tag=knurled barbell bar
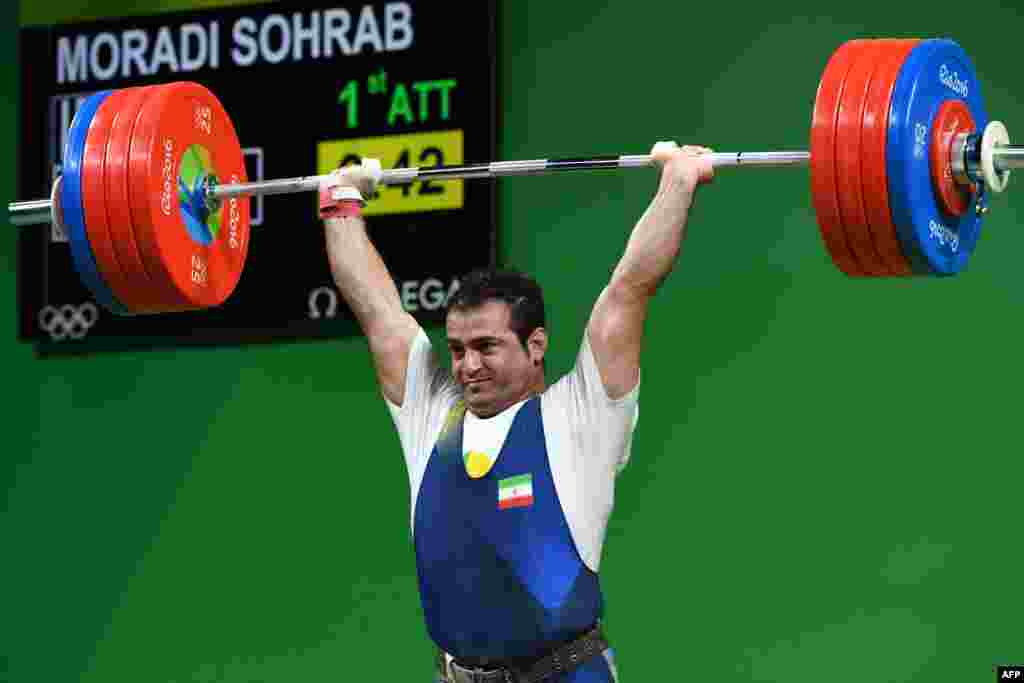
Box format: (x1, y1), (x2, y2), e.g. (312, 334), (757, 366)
(7, 37), (1023, 316)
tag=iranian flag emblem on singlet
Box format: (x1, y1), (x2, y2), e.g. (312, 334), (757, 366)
(498, 474), (533, 510)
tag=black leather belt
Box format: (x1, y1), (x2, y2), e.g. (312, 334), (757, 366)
(441, 625), (609, 683)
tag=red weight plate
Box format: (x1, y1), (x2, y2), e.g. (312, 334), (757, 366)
(860, 39), (920, 277)
(930, 99), (976, 217)
(82, 88), (152, 312)
(105, 84), (182, 311)
(810, 40), (869, 276)
(128, 81), (249, 310)
(836, 40), (890, 276)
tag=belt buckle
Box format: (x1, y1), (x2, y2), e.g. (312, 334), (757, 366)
(450, 660), (513, 683)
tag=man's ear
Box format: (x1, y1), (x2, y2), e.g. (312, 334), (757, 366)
(527, 327), (548, 365)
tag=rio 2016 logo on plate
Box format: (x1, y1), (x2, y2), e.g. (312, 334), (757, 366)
(178, 143), (221, 246)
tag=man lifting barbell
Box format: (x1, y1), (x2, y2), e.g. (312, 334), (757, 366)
(6, 38), (1023, 679)
(317, 141), (714, 683)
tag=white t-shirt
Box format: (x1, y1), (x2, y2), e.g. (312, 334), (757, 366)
(385, 326), (640, 572)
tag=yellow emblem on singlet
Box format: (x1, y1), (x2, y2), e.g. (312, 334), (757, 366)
(442, 400), (495, 479)
(464, 450), (495, 479)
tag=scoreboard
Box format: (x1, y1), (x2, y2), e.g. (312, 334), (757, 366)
(16, 0), (497, 355)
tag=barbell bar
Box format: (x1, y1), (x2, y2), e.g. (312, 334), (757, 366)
(14, 145), (1024, 226)
(5, 37), (1020, 317)
(8, 152), (817, 227)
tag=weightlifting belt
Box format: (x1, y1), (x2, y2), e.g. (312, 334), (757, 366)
(440, 624), (609, 683)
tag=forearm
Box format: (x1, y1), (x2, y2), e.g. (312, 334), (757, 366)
(610, 177), (695, 298)
(323, 214), (407, 336)
(586, 143), (710, 399)
(587, 180), (693, 398)
(319, 162), (421, 405)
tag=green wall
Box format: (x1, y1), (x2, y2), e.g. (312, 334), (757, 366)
(3, 2), (1022, 682)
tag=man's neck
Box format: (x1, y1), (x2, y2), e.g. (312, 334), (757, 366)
(469, 384), (544, 420)
(466, 371), (546, 419)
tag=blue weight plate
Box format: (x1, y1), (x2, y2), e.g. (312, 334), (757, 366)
(886, 38), (988, 276)
(61, 89), (133, 315)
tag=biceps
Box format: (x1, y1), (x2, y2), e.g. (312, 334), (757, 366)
(586, 284), (649, 400)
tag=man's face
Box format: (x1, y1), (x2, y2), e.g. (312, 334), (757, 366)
(446, 300), (541, 418)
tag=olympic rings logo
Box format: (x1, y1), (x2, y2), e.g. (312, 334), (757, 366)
(38, 303), (99, 341)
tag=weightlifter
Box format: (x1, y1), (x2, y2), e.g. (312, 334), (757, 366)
(318, 141), (714, 683)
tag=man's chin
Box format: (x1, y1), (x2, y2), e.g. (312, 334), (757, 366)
(465, 393), (500, 418)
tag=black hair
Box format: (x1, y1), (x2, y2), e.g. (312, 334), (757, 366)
(446, 268), (546, 349)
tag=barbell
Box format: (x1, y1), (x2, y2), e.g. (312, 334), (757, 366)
(8, 37), (1023, 316)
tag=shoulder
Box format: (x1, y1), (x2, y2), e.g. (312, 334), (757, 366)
(386, 329), (458, 408)
(542, 330), (640, 415)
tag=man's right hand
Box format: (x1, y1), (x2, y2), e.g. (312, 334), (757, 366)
(319, 159), (383, 218)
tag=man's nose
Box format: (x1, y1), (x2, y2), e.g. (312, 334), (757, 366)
(463, 349), (482, 372)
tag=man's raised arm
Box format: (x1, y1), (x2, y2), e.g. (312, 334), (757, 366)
(585, 142), (715, 399)
(320, 161), (421, 407)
